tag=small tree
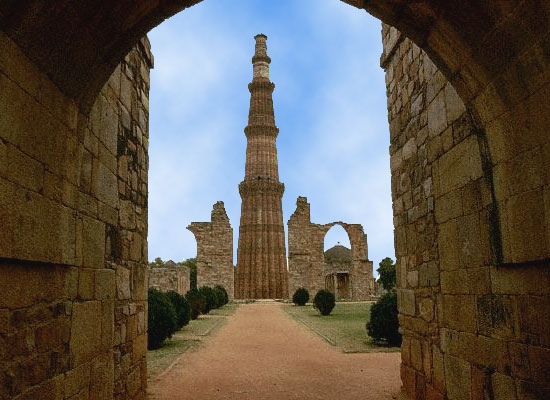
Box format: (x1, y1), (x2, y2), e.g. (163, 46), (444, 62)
(165, 290), (191, 329)
(185, 288), (205, 320)
(180, 258), (197, 290)
(292, 288), (309, 306)
(377, 257), (396, 291)
(148, 288), (177, 349)
(198, 286), (216, 314)
(214, 285), (229, 307)
(313, 289), (336, 316)
(151, 257), (163, 268)
(366, 291), (401, 346)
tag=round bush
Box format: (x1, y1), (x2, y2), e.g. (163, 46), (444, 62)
(185, 288), (205, 320)
(292, 288), (309, 306)
(214, 285), (229, 307)
(366, 292), (401, 346)
(165, 290), (191, 329)
(313, 289), (336, 316)
(148, 288), (177, 349)
(198, 286), (216, 314)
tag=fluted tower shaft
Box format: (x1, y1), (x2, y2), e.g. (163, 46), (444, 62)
(235, 34), (288, 299)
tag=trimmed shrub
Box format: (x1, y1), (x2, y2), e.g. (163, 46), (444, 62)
(165, 290), (191, 329)
(292, 288), (309, 306)
(366, 292), (401, 346)
(148, 288), (177, 349)
(313, 289), (336, 316)
(198, 286), (216, 314)
(185, 288), (205, 320)
(214, 285), (229, 307)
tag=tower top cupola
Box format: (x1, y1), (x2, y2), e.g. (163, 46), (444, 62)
(252, 34), (271, 80)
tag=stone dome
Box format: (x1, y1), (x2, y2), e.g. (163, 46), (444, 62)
(324, 244), (352, 264)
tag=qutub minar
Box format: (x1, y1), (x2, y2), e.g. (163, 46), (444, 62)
(235, 34), (289, 299)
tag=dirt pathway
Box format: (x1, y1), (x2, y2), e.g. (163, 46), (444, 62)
(148, 303), (401, 400)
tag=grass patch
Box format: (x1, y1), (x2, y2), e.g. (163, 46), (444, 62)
(283, 302), (400, 353)
(147, 302), (238, 379)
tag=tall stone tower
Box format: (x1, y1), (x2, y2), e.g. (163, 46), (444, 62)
(235, 34), (288, 299)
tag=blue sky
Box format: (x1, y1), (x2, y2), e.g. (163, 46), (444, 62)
(147, 0), (394, 275)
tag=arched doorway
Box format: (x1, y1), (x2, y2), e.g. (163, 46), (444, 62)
(324, 224), (354, 300)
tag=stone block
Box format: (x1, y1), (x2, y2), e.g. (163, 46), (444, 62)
(529, 346), (550, 385)
(477, 294), (517, 337)
(444, 354), (471, 400)
(398, 289), (416, 316)
(462, 180), (483, 215)
(509, 342), (531, 380)
(101, 300), (114, 351)
(0, 263), (68, 309)
(441, 270), (469, 294)
(78, 268), (95, 300)
(90, 354), (114, 400)
(434, 136), (483, 197)
(401, 363), (417, 399)
(70, 301), (102, 366)
(492, 373), (517, 400)
(5, 145), (44, 192)
(490, 265), (550, 295)
(441, 328), (508, 371)
(426, 384), (445, 400)
(407, 270), (419, 288)
(403, 137), (417, 160)
(93, 162), (118, 209)
(401, 335), (411, 365)
(35, 318), (71, 352)
(119, 200), (135, 230)
(467, 267), (491, 294)
(116, 266), (131, 300)
(411, 337), (423, 371)
(419, 298), (435, 322)
(80, 216), (105, 269)
(428, 90), (448, 138)
(503, 189), (546, 263)
(95, 269), (115, 300)
(435, 189), (463, 223)
(444, 84), (466, 124)
(438, 219), (460, 271)
(65, 362), (91, 398)
(441, 295), (476, 332)
(457, 212), (483, 269)
(432, 344), (445, 391)
(419, 262), (439, 287)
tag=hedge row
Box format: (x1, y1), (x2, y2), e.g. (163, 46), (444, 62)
(148, 285), (230, 349)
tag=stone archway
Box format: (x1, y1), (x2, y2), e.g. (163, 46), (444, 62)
(1, 1), (550, 399)
(287, 197), (375, 301)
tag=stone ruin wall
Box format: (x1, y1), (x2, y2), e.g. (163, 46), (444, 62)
(187, 202), (234, 299)
(0, 30), (152, 400)
(382, 25), (550, 400)
(287, 197), (374, 301)
(149, 265), (190, 295)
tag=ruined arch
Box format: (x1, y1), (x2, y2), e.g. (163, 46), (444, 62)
(0, 1), (550, 399)
(287, 197), (374, 301)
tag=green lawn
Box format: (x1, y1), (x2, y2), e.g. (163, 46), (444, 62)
(283, 302), (400, 353)
(147, 302), (238, 379)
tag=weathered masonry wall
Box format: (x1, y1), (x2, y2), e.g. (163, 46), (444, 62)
(382, 25), (550, 400)
(149, 265), (190, 295)
(287, 197), (374, 301)
(187, 202), (234, 299)
(0, 30), (152, 400)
